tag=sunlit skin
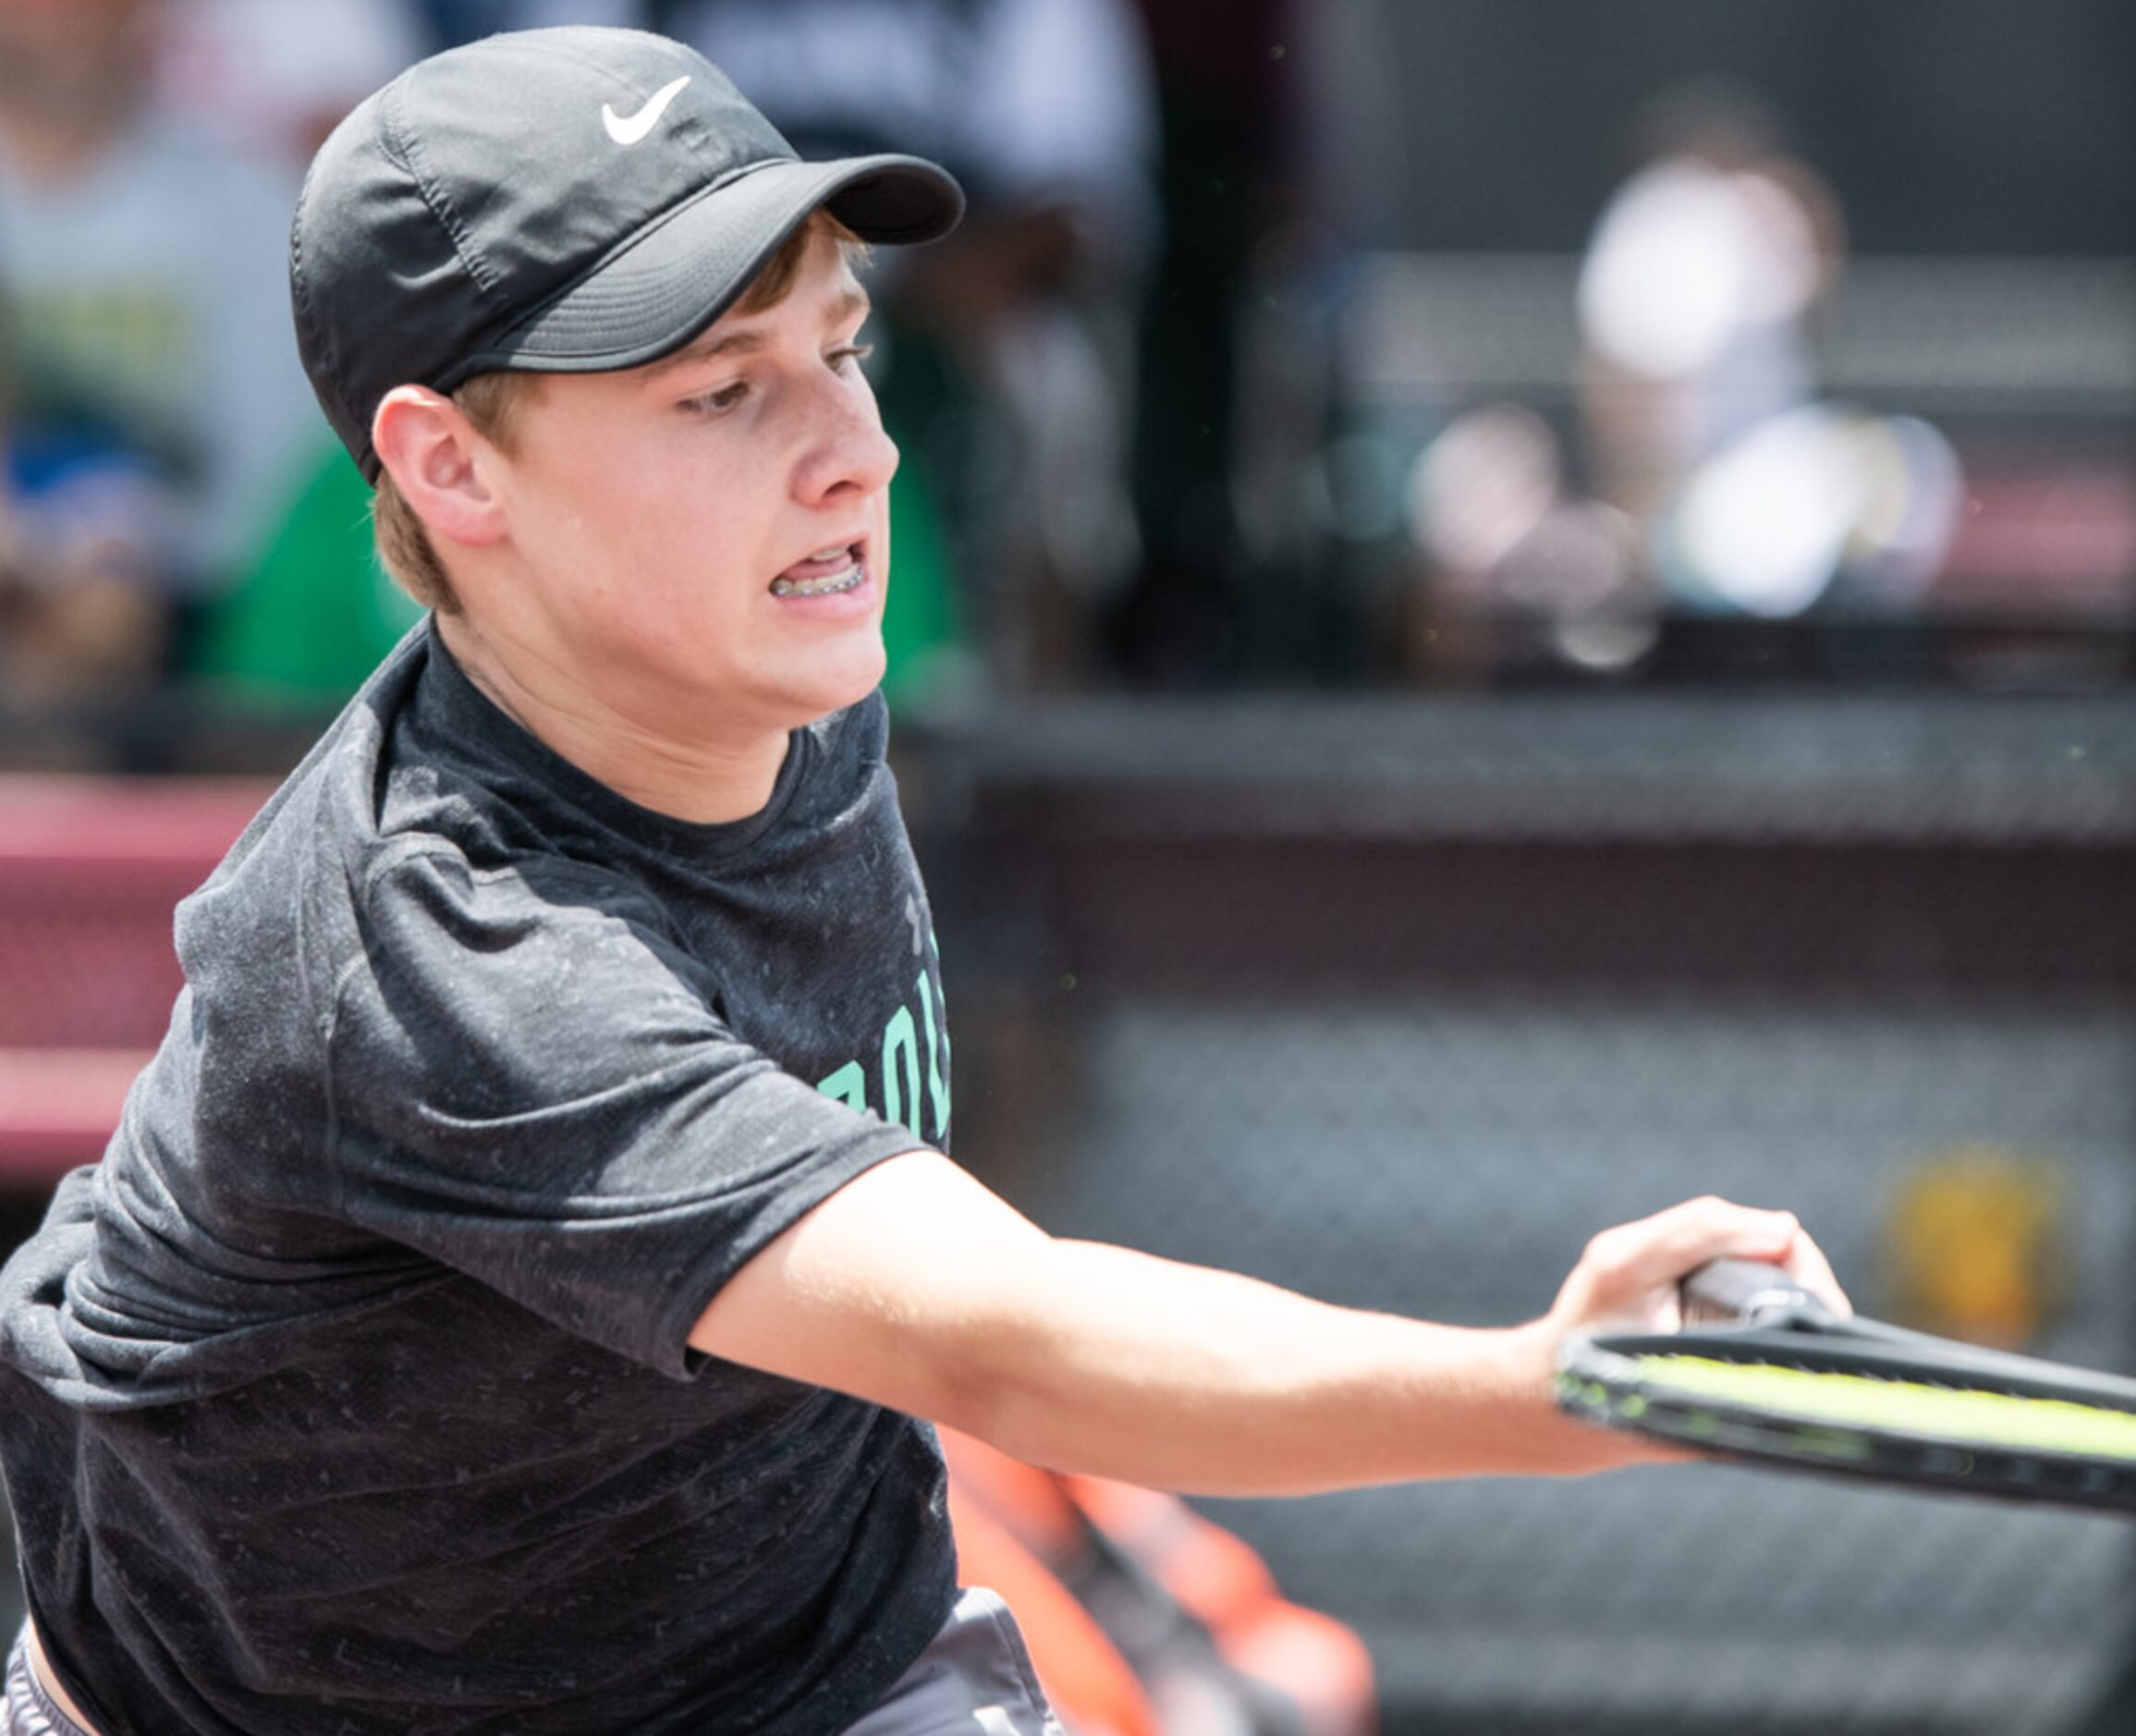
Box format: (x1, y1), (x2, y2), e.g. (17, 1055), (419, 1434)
(372, 227), (897, 824)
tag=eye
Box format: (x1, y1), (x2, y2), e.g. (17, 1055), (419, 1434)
(683, 380), (750, 416)
(828, 342), (875, 375)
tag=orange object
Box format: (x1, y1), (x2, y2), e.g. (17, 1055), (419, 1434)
(944, 1452), (1160, 1736)
(941, 1429), (1376, 1736)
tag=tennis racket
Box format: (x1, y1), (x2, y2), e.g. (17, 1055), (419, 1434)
(1556, 1257), (2136, 1512)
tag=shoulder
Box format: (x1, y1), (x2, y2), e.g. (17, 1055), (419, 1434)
(354, 836), (666, 968)
(175, 634), (426, 955)
(180, 632), (673, 986)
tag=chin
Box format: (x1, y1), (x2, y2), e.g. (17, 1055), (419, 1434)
(793, 645), (888, 722)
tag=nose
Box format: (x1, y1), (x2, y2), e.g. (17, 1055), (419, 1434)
(791, 372), (899, 507)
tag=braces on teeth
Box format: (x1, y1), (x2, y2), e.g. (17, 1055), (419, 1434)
(771, 550), (862, 598)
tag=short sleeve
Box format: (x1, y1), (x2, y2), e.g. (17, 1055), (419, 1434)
(323, 844), (925, 1375)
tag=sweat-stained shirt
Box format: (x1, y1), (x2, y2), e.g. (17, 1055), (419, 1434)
(0, 623), (958, 1734)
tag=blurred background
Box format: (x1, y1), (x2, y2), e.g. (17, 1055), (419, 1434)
(1, 0), (2131, 1730)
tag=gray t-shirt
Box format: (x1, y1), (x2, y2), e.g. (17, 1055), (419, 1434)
(0, 627), (958, 1733)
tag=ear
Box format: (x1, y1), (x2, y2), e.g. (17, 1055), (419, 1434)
(371, 386), (507, 550)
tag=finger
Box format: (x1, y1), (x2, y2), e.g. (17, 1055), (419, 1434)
(1564, 1197), (1802, 1337)
(1776, 1228), (1853, 1317)
(1591, 1196), (1802, 1295)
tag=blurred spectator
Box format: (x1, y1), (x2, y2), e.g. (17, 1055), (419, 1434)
(155, 0), (433, 174)
(1401, 403), (1650, 680)
(1575, 81), (1966, 637)
(1109, 0), (1296, 687)
(0, 0), (326, 763)
(0, 337), (180, 760)
(1575, 78), (1847, 550)
(1111, 0), (1402, 687)
(1380, 75), (1849, 686)
(1394, 81), (1853, 685)
(151, 0), (434, 737)
(647, 0), (1159, 699)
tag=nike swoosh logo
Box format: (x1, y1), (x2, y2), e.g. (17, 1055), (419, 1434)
(603, 75), (690, 146)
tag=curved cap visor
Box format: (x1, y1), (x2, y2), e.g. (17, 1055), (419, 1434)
(452, 153), (960, 382)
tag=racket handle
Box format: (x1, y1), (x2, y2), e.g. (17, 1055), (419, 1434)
(1682, 1258), (1837, 1327)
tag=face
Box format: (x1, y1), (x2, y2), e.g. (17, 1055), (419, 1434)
(471, 227), (898, 750)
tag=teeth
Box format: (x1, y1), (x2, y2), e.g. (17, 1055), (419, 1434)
(771, 562), (862, 598)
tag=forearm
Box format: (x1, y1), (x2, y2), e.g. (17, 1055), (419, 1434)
(940, 1238), (1618, 1496)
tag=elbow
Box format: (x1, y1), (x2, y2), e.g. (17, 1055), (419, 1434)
(919, 1324), (1062, 1467)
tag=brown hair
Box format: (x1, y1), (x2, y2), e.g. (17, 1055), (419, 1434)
(371, 212), (864, 613)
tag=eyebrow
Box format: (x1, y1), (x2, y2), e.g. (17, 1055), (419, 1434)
(646, 283), (872, 376)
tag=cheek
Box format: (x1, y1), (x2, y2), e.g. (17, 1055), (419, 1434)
(545, 475), (703, 589)
(508, 424), (787, 623)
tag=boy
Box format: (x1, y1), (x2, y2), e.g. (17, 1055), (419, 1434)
(0, 27), (1841, 1736)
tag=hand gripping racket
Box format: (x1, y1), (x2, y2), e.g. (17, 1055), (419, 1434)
(1556, 1258), (2136, 1512)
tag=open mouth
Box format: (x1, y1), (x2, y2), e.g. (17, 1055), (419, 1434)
(770, 544), (865, 598)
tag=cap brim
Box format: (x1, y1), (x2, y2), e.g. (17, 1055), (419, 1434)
(453, 153), (963, 380)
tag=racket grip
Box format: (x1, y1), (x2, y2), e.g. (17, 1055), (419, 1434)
(1681, 1258), (1835, 1327)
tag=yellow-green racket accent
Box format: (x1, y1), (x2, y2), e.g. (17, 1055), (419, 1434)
(1629, 1353), (2136, 1461)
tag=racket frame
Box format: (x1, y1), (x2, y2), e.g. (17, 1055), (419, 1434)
(1556, 1265), (2136, 1512)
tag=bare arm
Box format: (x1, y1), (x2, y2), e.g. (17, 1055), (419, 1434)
(690, 1151), (1840, 1498)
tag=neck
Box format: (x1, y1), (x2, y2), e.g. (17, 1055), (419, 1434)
(434, 613), (793, 825)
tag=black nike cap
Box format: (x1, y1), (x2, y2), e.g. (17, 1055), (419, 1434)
(290, 27), (964, 482)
